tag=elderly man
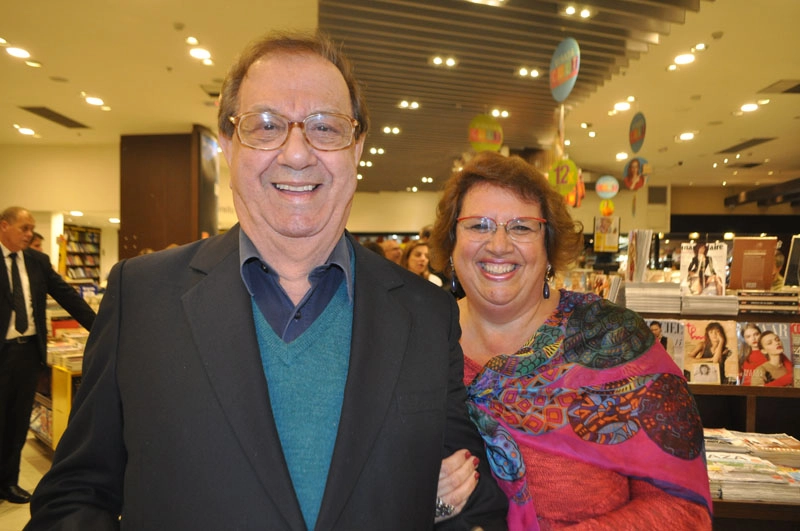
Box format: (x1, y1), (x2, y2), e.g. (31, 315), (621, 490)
(0, 207), (95, 504)
(380, 238), (403, 264)
(27, 32), (506, 530)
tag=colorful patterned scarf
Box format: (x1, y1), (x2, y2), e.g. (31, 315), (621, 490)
(467, 290), (712, 529)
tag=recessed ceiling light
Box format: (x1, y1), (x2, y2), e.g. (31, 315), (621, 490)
(614, 102), (631, 111)
(202, 58), (213, 66)
(757, 98), (770, 105)
(101, 106), (111, 111)
(14, 125), (35, 136)
(0, 37), (7, 45)
(445, 57), (457, 67)
(667, 64), (678, 72)
(186, 36), (199, 45)
(627, 96), (635, 102)
(579, 8), (591, 18)
(6, 47), (31, 59)
(24, 60), (42, 68)
(674, 53), (695, 65)
(580, 122), (589, 129)
(432, 56), (443, 65)
(85, 96), (104, 106)
(565, 6), (576, 15)
(740, 103), (758, 112)
(615, 152), (628, 161)
(70, 211), (84, 217)
(678, 132), (695, 141)
(109, 217), (121, 224)
(189, 48), (211, 60)
(564, 139), (571, 146)
(588, 131), (596, 138)
(712, 163), (718, 168)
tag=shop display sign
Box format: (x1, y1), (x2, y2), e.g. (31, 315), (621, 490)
(629, 112), (646, 153)
(548, 158), (578, 196)
(468, 114), (503, 152)
(550, 38), (580, 102)
(595, 175), (619, 199)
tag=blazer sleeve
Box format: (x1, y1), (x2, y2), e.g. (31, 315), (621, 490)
(436, 295), (508, 531)
(26, 261), (126, 530)
(38, 252), (96, 331)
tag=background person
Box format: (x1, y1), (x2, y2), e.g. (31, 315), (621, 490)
(430, 152), (711, 529)
(0, 207), (95, 504)
(380, 238), (403, 264)
(401, 240), (442, 287)
(28, 232), (44, 252)
(26, 32), (506, 530)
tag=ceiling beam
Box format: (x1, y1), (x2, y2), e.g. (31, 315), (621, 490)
(724, 177), (800, 207)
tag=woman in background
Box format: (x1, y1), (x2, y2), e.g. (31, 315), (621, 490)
(739, 323), (767, 385)
(433, 151), (711, 530)
(400, 240), (442, 286)
(751, 331), (793, 387)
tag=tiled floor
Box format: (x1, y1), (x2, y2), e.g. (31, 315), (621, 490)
(0, 435), (51, 531)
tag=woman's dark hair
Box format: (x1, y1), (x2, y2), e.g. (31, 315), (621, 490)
(704, 321), (727, 350)
(429, 151), (584, 276)
(740, 323), (761, 364)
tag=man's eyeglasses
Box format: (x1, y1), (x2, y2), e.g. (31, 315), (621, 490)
(456, 216), (547, 243)
(229, 111), (359, 152)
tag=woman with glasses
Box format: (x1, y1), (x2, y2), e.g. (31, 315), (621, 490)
(431, 151), (711, 529)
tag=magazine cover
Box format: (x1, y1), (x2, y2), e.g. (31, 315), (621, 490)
(737, 321), (794, 386)
(729, 237), (778, 290)
(647, 319), (684, 372)
(791, 323), (800, 388)
(680, 241), (727, 296)
(684, 319), (739, 384)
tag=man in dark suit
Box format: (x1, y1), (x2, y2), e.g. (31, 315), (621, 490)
(0, 207), (96, 504)
(27, 32), (507, 530)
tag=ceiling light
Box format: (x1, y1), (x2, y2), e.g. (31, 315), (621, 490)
(723, 158), (729, 164)
(186, 36), (199, 45)
(580, 122), (589, 129)
(678, 132), (695, 141)
(627, 96), (635, 102)
(667, 64), (678, 72)
(674, 53), (695, 65)
(411, 186), (418, 192)
(189, 48), (211, 60)
(614, 102), (631, 111)
(712, 163), (718, 168)
(357, 174), (363, 180)
(740, 103), (758, 112)
(616, 152), (628, 161)
(722, 181), (727, 187)
(565, 6), (576, 15)
(518, 67), (528, 76)
(579, 8), (591, 18)
(588, 131), (596, 138)
(109, 218), (120, 224)
(693, 43), (707, 51)
(400, 100), (409, 108)
(25, 60), (42, 68)
(0, 37), (7, 45)
(757, 98), (770, 105)
(445, 57), (457, 67)
(689, 232), (700, 240)
(432, 56), (443, 65)
(85, 96), (104, 106)
(69, 211), (84, 217)
(465, 0), (506, 5)
(723, 232), (735, 240)
(735, 153), (740, 159)
(392, 127), (400, 134)
(529, 69), (539, 78)
(202, 58), (213, 66)
(608, 110), (617, 116)
(6, 47), (31, 59)
(15, 125), (35, 136)
(564, 139), (571, 146)
(410, 101), (419, 109)
(101, 106), (111, 111)
(369, 147), (386, 155)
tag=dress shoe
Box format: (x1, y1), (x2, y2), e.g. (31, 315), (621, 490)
(0, 485), (31, 503)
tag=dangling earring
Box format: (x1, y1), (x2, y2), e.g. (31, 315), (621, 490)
(543, 264), (552, 299)
(449, 256), (459, 293)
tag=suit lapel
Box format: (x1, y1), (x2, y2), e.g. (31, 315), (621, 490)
(181, 228), (306, 530)
(315, 241), (411, 529)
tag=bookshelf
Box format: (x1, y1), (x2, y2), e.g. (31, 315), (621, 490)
(63, 224), (101, 281)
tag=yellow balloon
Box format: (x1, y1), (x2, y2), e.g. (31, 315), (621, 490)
(599, 199), (615, 216)
(548, 159), (578, 196)
(468, 115), (503, 152)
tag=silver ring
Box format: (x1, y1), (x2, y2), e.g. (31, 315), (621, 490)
(435, 496), (456, 518)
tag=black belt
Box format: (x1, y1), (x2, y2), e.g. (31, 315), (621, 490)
(4, 336), (35, 344)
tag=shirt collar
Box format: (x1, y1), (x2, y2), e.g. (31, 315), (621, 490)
(238, 229), (354, 302)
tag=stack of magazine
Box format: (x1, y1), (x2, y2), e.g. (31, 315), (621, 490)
(624, 282), (681, 313)
(704, 428), (800, 503)
(738, 289), (800, 315)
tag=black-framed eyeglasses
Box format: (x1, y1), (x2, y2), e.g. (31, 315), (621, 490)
(456, 216), (547, 243)
(229, 111), (359, 152)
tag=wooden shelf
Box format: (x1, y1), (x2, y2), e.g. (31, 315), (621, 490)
(714, 500), (800, 521)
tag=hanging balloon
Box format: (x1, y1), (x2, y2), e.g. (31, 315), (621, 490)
(629, 112), (646, 154)
(548, 158), (578, 197)
(599, 199), (615, 216)
(468, 114), (503, 152)
(549, 38), (581, 103)
(595, 175), (619, 199)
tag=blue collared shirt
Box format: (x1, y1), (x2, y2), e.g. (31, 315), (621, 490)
(239, 230), (354, 342)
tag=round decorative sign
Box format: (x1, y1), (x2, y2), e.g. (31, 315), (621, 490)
(549, 38), (581, 102)
(595, 175), (620, 199)
(548, 158), (578, 196)
(468, 114), (503, 152)
(599, 199), (615, 216)
(629, 112), (646, 154)
(622, 157), (649, 191)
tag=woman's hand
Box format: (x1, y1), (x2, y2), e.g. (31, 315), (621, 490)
(435, 449), (480, 522)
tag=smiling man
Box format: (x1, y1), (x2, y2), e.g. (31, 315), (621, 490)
(27, 33), (506, 531)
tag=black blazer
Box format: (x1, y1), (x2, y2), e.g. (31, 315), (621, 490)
(1, 248), (96, 362)
(27, 227), (507, 530)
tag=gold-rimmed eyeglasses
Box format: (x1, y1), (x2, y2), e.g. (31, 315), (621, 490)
(456, 216), (547, 243)
(229, 111), (359, 151)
